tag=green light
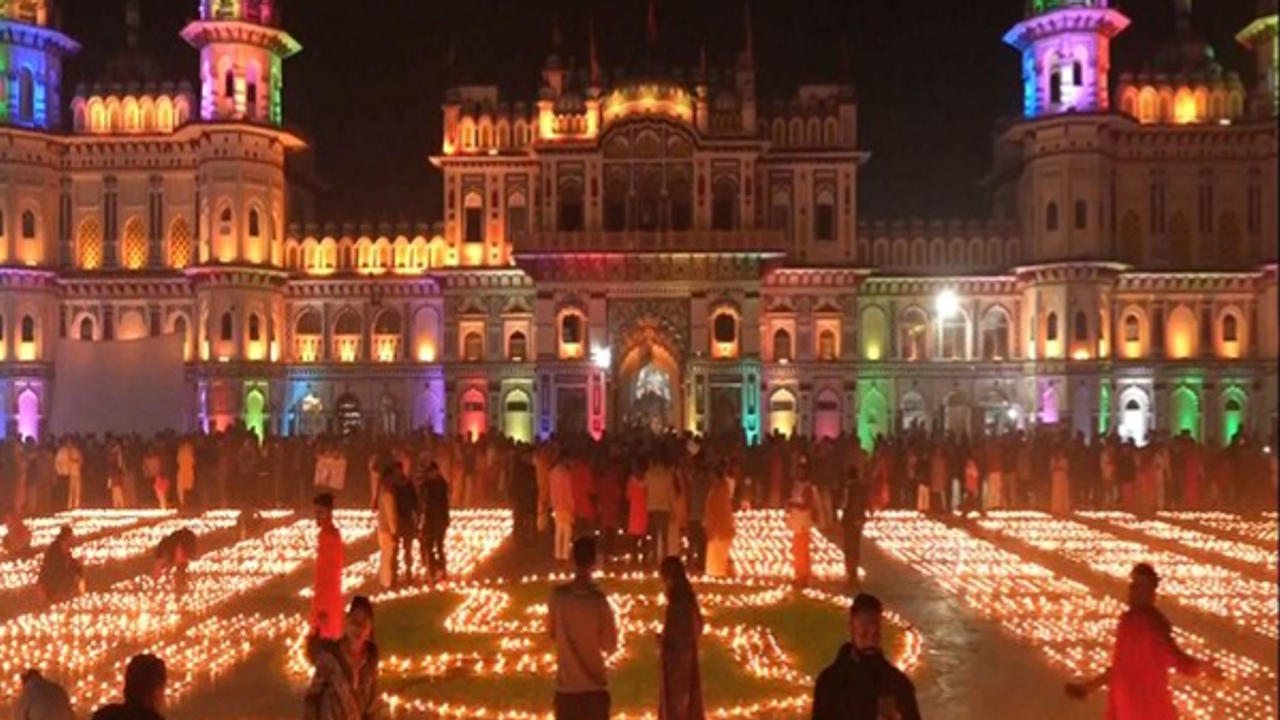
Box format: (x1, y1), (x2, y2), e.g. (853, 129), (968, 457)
(1098, 383), (1110, 435)
(1169, 386), (1200, 441)
(244, 386), (266, 441)
(858, 385), (888, 451)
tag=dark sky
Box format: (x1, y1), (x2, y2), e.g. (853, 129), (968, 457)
(60, 0), (1262, 222)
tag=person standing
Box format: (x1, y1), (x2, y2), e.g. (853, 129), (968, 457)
(684, 459), (711, 574)
(840, 466), (869, 592)
(626, 461), (649, 565)
(311, 493), (345, 640)
(786, 471), (818, 588)
(658, 556), (704, 720)
(703, 464), (735, 578)
(645, 453), (676, 564)
(1050, 442), (1071, 515)
(391, 464), (419, 584)
(511, 447), (538, 543)
(1066, 563), (1222, 720)
(175, 438), (195, 511)
(420, 462), (450, 582)
(107, 441), (127, 509)
(549, 453), (577, 562)
(304, 596), (380, 720)
(14, 669), (75, 720)
(812, 594), (921, 720)
(548, 537), (618, 720)
(91, 654), (168, 720)
(373, 471), (399, 588)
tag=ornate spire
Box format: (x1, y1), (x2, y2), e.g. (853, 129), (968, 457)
(742, 1), (754, 62)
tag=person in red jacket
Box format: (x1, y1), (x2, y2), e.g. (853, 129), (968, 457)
(309, 493), (345, 640)
(625, 462), (648, 565)
(1066, 563), (1222, 720)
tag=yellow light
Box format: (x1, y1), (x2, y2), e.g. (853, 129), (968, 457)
(1175, 94), (1198, 124)
(16, 342), (36, 362)
(417, 342), (437, 362)
(1072, 348), (1091, 361)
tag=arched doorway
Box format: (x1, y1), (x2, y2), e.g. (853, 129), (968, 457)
(1118, 388), (1149, 445)
(379, 395), (399, 435)
(1221, 390), (1246, 447)
(16, 388), (40, 441)
(296, 393), (325, 436)
(813, 389), (841, 439)
(335, 393), (363, 435)
(615, 322), (682, 434)
(1168, 386), (1200, 440)
(899, 391), (928, 433)
(243, 388), (266, 441)
(944, 391), (970, 437)
(858, 388), (889, 451)
(503, 389), (533, 443)
(980, 389), (1016, 436)
(768, 388), (798, 438)
(459, 387), (487, 440)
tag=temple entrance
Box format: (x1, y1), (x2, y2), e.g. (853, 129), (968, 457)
(616, 322), (682, 434)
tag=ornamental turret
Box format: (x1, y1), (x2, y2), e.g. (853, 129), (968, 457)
(1004, 0), (1130, 118)
(1237, 0), (1279, 118)
(0, 0), (79, 129)
(181, 0), (300, 125)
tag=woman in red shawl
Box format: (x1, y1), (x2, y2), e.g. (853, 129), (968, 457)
(658, 556), (703, 720)
(311, 493), (346, 640)
(1067, 563), (1221, 720)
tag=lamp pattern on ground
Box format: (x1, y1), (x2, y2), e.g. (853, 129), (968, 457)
(0, 509), (363, 710)
(0, 510), (240, 593)
(863, 510), (1276, 720)
(0, 509), (171, 553)
(975, 511), (1278, 639)
(1158, 510), (1279, 547)
(729, 510), (855, 582)
(281, 509), (920, 720)
(1081, 510), (1278, 574)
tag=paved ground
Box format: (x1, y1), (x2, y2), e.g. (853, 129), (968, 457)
(858, 539), (1103, 720)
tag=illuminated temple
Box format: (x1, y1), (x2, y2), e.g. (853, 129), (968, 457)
(0, 0), (1275, 444)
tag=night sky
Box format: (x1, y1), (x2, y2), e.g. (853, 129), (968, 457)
(59, 0), (1262, 222)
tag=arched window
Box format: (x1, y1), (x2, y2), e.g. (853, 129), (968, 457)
(121, 217), (146, 269)
(1072, 61), (1083, 86)
(1074, 311), (1088, 341)
(248, 314), (261, 342)
(168, 217), (192, 268)
(224, 70), (235, 98)
(713, 313), (737, 344)
(1046, 312), (1059, 342)
(1123, 313), (1140, 342)
(1046, 201), (1059, 231)
(561, 313), (582, 345)
(940, 311), (967, 360)
(818, 329), (837, 360)
(18, 68), (34, 122)
(900, 308), (929, 361)
(220, 311), (233, 341)
(20, 210), (35, 239)
(981, 309), (1011, 360)
(79, 316), (94, 341)
(77, 218), (103, 269)
(248, 208), (261, 238)
(463, 331), (483, 362)
(1221, 314), (1238, 343)
(20, 315), (35, 343)
(772, 327), (793, 362)
(507, 330), (528, 361)
(1074, 199), (1087, 229)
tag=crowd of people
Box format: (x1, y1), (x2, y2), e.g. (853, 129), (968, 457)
(6, 420), (1267, 720)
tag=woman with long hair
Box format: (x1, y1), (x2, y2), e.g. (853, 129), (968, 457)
(658, 556), (704, 720)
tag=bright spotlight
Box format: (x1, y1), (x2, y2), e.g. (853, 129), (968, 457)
(591, 346), (612, 370)
(935, 289), (960, 320)
(1006, 406), (1019, 421)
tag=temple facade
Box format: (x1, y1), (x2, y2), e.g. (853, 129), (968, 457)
(0, 0), (1276, 447)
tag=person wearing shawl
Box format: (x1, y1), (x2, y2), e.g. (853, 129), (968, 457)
(658, 556), (704, 720)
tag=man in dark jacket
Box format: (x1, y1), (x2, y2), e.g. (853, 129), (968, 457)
(812, 593), (921, 720)
(91, 653), (167, 720)
(419, 462), (450, 582)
